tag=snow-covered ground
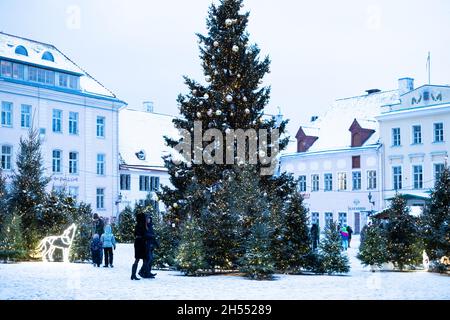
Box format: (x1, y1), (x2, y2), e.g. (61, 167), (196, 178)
(0, 235), (449, 300)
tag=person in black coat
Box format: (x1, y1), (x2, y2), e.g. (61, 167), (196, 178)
(139, 214), (159, 278)
(310, 223), (320, 250)
(346, 225), (354, 248)
(131, 212), (147, 280)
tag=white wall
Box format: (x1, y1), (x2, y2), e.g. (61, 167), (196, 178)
(379, 105), (450, 205)
(279, 147), (382, 233)
(0, 81), (123, 216)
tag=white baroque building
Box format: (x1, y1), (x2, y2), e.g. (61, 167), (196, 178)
(0, 32), (126, 216)
(279, 88), (399, 233)
(118, 102), (178, 216)
(377, 78), (450, 212)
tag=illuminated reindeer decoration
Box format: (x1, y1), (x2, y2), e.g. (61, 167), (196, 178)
(37, 224), (77, 263)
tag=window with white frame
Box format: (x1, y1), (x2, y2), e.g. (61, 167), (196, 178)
(393, 166), (402, 190)
(1, 102), (13, 127)
(69, 152), (78, 174)
(52, 109), (62, 133)
(412, 125), (422, 144)
(69, 112), (78, 135)
(434, 123), (444, 143)
(298, 175), (307, 192)
(97, 154), (105, 176)
(21, 105), (31, 128)
(311, 212), (319, 226)
(311, 174), (319, 192)
(12, 63), (25, 80)
(392, 127), (401, 146)
(28, 66), (37, 82)
(338, 172), (347, 190)
(413, 165), (423, 189)
(96, 116), (105, 138)
(52, 150), (62, 173)
(120, 174), (131, 190)
(150, 176), (160, 191)
(139, 176), (150, 191)
(434, 163), (445, 182)
(325, 212), (333, 228)
(324, 173), (332, 191)
(68, 186), (79, 201)
(1, 61), (12, 77)
(352, 171), (361, 190)
(1, 145), (12, 170)
(96, 188), (105, 209)
(59, 73), (68, 87)
(367, 170), (377, 190)
(338, 212), (347, 226)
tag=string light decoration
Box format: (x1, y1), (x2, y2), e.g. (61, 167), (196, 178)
(37, 224), (77, 263)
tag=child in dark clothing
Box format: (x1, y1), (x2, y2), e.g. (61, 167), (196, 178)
(91, 234), (103, 267)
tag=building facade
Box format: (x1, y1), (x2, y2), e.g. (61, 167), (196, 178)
(0, 32), (126, 216)
(279, 89), (399, 233)
(377, 78), (450, 212)
(118, 103), (177, 216)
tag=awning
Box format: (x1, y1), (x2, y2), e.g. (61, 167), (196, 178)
(385, 192), (430, 201)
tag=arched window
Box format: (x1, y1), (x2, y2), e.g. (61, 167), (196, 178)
(15, 45), (28, 56)
(42, 51), (55, 62)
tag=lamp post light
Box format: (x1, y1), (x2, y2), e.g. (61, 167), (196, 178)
(115, 193), (123, 222)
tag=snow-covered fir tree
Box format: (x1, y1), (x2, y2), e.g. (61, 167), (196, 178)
(273, 182), (311, 273)
(69, 202), (93, 262)
(318, 221), (350, 275)
(421, 166), (450, 261)
(9, 129), (50, 253)
(239, 216), (275, 280)
(385, 194), (422, 270)
(357, 220), (388, 270)
(0, 168), (7, 234)
(176, 217), (208, 276)
(117, 205), (135, 243)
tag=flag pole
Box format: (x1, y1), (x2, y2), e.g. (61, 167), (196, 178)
(427, 52), (431, 85)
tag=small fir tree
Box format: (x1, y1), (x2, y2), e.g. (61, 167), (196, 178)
(421, 166), (450, 261)
(152, 210), (179, 268)
(239, 216), (275, 280)
(176, 217), (207, 276)
(385, 194), (422, 270)
(357, 221), (388, 270)
(0, 168), (8, 235)
(280, 190), (311, 272)
(318, 221), (350, 275)
(9, 129), (50, 253)
(117, 206), (135, 243)
(0, 213), (25, 262)
(69, 202), (93, 262)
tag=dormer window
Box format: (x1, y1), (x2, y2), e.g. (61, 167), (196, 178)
(136, 150), (146, 160)
(42, 51), (55, 62)
(15, 45), (28, 56)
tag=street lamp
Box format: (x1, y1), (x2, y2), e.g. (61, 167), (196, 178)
(368, 192), (375, 215)
(115, 193), (123, 222)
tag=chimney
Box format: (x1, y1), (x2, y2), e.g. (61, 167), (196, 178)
(398, 78), (414, 95)
(143, 101), (154, 113)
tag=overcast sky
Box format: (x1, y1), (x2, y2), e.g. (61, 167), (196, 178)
(1, 0), (449, 136)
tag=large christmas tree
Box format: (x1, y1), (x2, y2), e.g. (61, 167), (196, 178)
(160, 0), (290, 273)
(421, 166), (450, 261)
